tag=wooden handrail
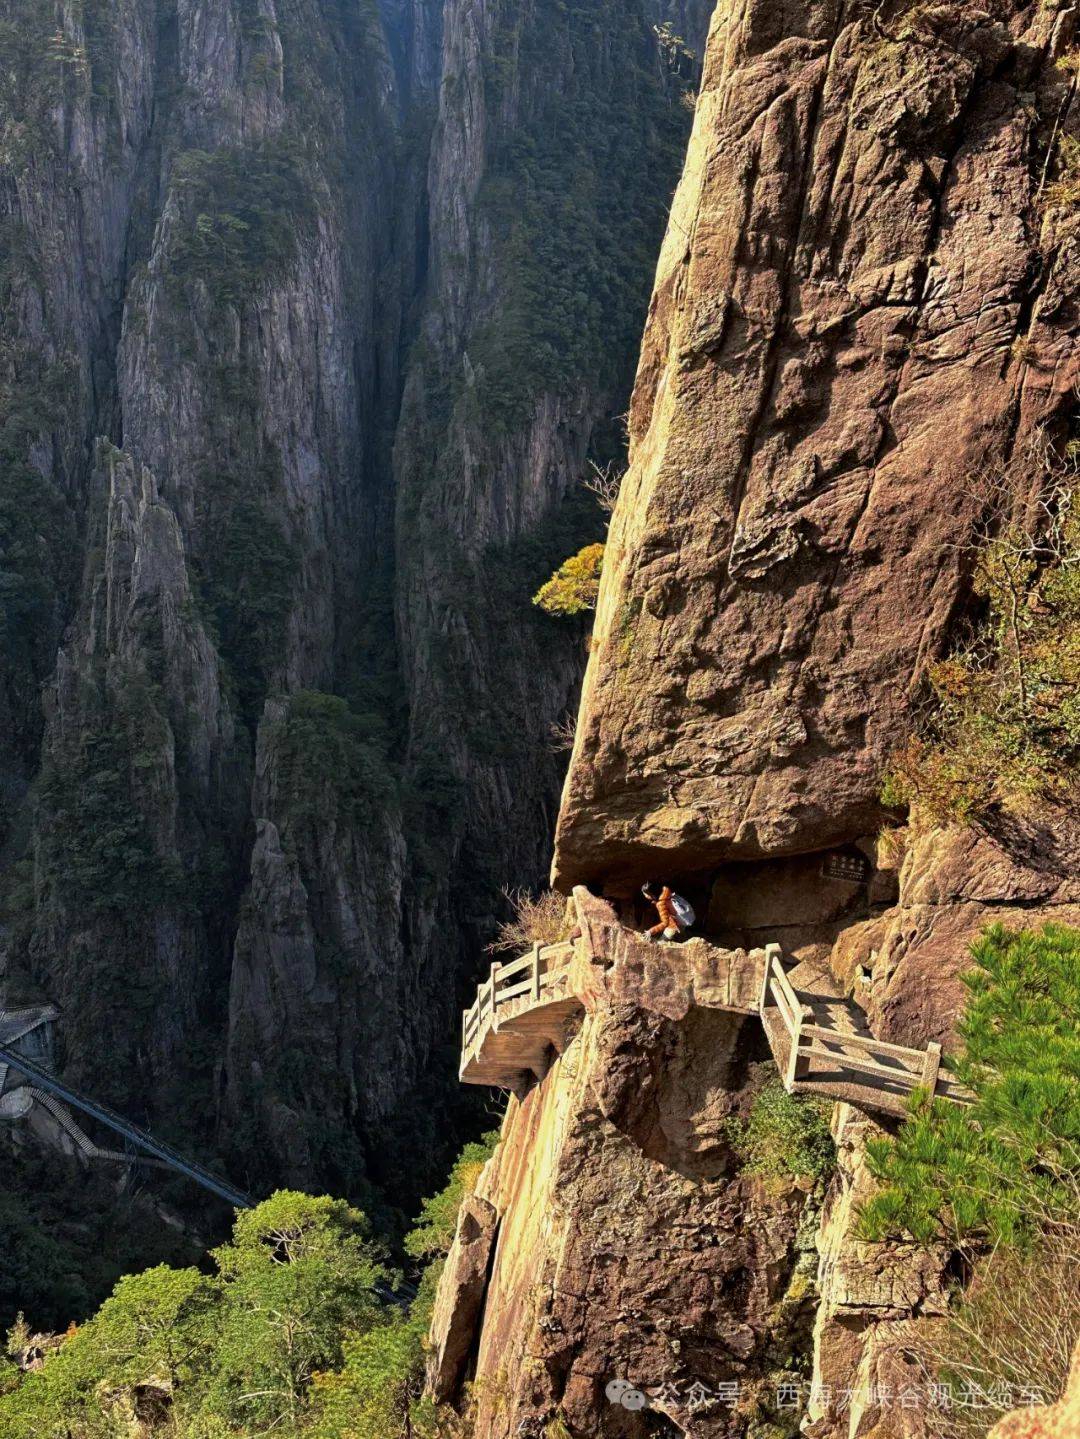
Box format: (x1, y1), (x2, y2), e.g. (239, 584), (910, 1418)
(769, 978), (799, 1036)
(798, 1043), (926, 1086)
(461, 926), (975, 1112)
(458, 942), (576, 1073)
(799, 1023), (928, 1066)
(768, 953), (801, 1023)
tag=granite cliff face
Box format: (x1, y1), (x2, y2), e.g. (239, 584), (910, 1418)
(429, 911), (823, 1439)
(0, 0), (704, 1198)
(553, 0), (1080, 891)
(426, 0), (1080, 1434)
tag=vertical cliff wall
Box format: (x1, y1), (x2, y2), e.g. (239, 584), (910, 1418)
(552, 0), (1079, 890)
(0, 0), (706, 1203)
(427, 0), (1080, 1434)
(429, 927), (823, 1438)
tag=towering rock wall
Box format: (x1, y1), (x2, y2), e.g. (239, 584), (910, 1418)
(0, 0), (704, 1202)
(427, 0), (1080, 1435)
(553, 0), (1080, 892)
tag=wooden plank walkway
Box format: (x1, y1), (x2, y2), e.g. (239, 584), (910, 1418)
(460, 928), (974, 1116)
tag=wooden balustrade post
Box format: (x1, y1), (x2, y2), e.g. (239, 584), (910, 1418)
(489, 963), (499, 1028)
(920, 1040), (942, 1097)
(759, 944), (780, 1015)
(532, 943), (541, 1002)
(785, 1005), (810, 1090)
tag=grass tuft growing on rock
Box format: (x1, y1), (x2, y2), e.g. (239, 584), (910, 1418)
(906, 1222), (1080, 1438)
(484, 888), (570, 956)
(882, 451), (1080, 825)
(724, 1079), (835, 1182)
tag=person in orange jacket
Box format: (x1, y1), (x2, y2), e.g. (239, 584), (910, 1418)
(641, 881), (694, 941)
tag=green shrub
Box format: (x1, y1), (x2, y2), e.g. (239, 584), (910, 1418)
(532, 542), (604, 617)
(724, 1080), (835, 1182)
(859, 923), (1080, 1247)
(274, 690), (395, 825)
(883, 464), (1080, 824)
(405, 1131), (499, 1260)
(168, 136), (319, 303)
(192, 459), (298, 727)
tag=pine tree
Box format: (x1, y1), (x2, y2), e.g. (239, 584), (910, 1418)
(859, 923), (1080, 1247)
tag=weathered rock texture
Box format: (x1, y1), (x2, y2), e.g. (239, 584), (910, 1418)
(553, 0), (1080, 891)
(831, 818), (1080, 1054)
(806, 1103), (952, 1439)
(0, 0), (705, 1204)
(428, 937), (822, 1438)
(484, 0), (1080, 1434)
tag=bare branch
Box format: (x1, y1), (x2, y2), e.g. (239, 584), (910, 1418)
(581, 460), (623, 515)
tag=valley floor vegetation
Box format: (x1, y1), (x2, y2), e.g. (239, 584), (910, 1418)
(0, 1135), (499, 1439)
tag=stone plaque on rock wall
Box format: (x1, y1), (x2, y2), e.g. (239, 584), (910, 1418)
(821, 851), (871, 885)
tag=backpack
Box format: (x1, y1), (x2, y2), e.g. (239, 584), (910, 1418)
(670, 893), (695, 930)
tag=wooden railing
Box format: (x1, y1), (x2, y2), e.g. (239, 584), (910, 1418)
(460, 922), (974, 1112)
(461, 942), (575, 1071)
(759, 945), (974, 1107)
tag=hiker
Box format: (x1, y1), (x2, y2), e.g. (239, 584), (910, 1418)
(641, 882), (695, 942)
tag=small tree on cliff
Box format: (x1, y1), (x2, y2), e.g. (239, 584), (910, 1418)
(858, 923), (1080, 1249)
(532, 541), (604, 617)
(858, 925), (1080, 1432)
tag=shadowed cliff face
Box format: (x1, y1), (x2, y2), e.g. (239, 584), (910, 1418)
(553, 0), (1080, 892)
(0, 0), (708, 1202)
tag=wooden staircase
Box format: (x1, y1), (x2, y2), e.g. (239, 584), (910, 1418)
(757, 949), (973, 1116)
(460, 927), (974, 1117)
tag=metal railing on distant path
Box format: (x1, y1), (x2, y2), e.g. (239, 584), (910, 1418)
(0, 1044), (251, 1209)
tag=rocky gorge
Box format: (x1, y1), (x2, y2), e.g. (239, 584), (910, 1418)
(0, 0), (706, 1207)
(1, 0), (1079, 1434)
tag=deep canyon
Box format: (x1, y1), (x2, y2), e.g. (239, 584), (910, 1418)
(0, 0), (708, 1207)
(1, 0), (1079, 1435)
